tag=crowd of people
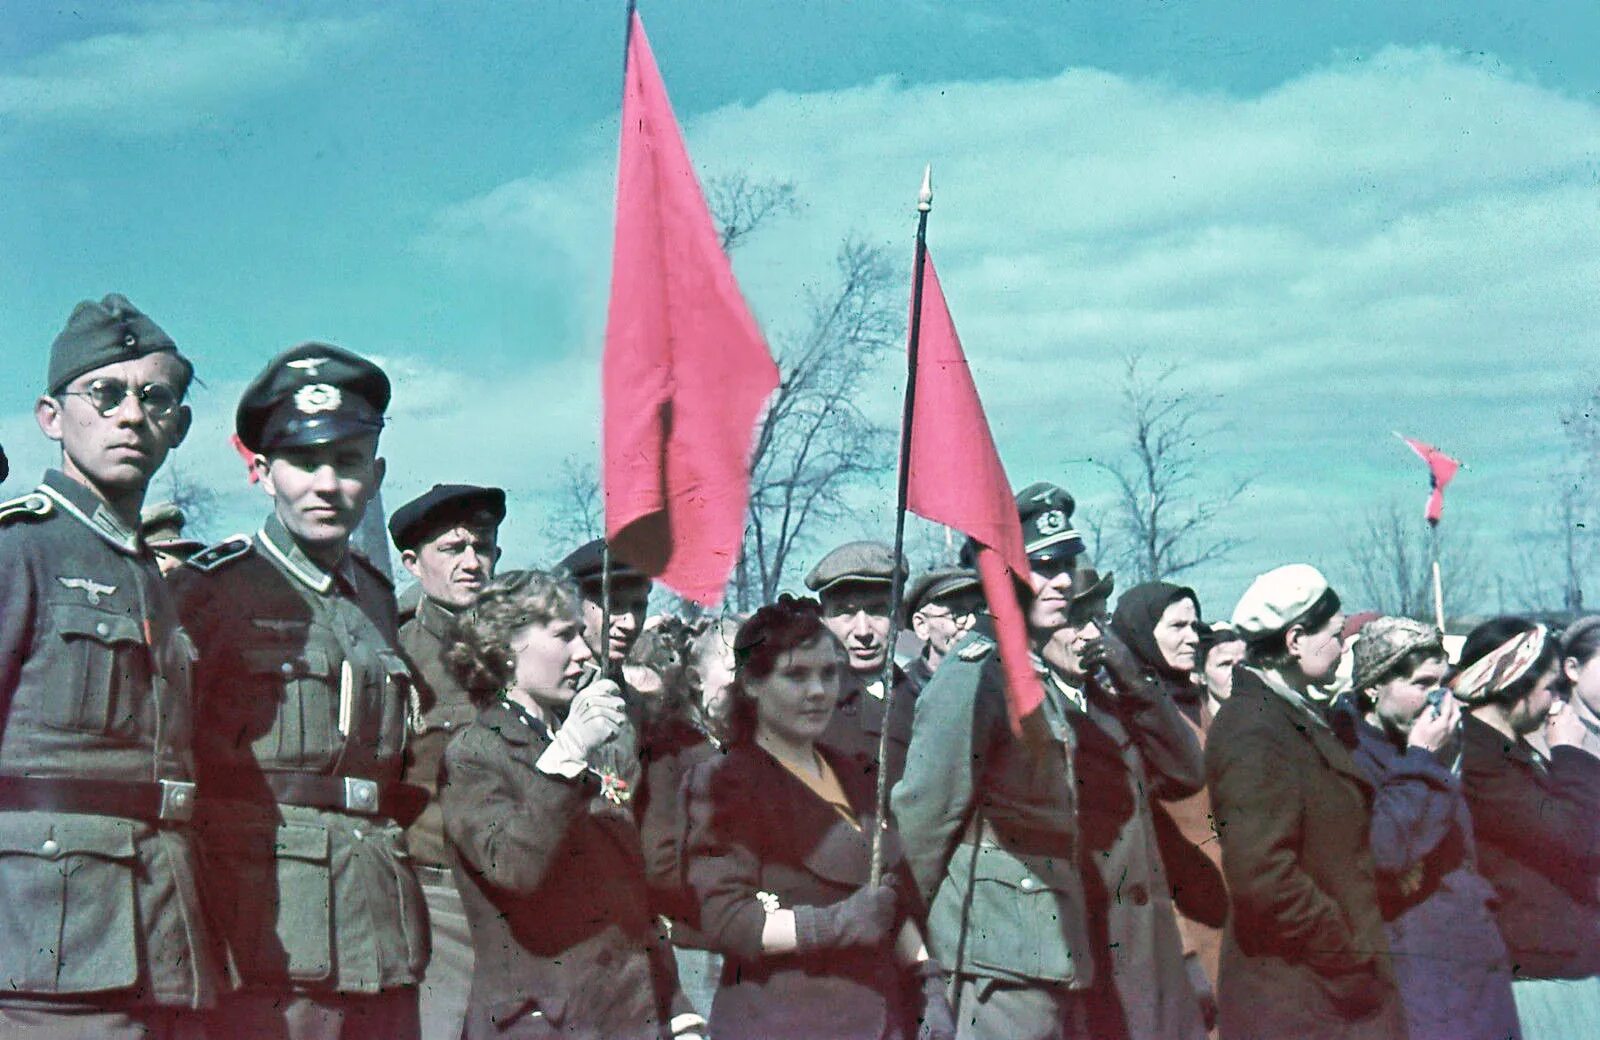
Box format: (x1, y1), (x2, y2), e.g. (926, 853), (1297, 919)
(2, 292), (1597, 1040)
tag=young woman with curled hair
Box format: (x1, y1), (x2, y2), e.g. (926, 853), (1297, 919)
(1456, 616), (1600, 1039)
(680, 595), (955, 1040)
(437, 569), (701, 1040)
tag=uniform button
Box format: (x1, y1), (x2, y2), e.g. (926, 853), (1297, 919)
(352, 828), (365, 841)
(1129, 883), (1149, 906)
(123, 333), (138, 348)
(281, 662), (295, 676)
(40, 839), (61, 858)
(95, 622), (111, 637)
(1019, 877), (1037, 892)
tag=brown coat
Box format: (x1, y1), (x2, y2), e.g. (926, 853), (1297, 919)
(1158, 698), (1227, 1009)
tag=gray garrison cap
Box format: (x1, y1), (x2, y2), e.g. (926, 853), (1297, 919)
(48, 294), (191, 394)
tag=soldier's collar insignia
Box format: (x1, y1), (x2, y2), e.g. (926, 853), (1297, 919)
(293, 383), (341, 415)
(57, 576), (117, 605)
(185, 535), (253, 573)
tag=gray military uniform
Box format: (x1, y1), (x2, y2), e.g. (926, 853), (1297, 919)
(171, 514), (428, 998)
(0, 471), (218, 1010)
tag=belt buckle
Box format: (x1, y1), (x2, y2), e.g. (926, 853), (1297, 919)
(342, 776), (380, 815)
(158, 779), (196, 822)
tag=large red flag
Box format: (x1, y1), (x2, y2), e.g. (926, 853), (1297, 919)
(603, 13), (779, 605)
(906, 250), (1045, 731)
(1400, 436), (1461, 525)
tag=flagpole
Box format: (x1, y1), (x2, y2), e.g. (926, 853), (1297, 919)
(1429, 522), (1445, 633)
(871, 164), (933, 886)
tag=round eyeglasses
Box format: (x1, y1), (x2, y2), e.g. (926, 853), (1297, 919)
(59, 379), (183, 419)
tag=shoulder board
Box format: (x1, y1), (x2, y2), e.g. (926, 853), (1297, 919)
(350, 550), (395, 588)
(0, 492), (53, 527)
(957, 635), (996, 662)
(184, 535), (253, 573)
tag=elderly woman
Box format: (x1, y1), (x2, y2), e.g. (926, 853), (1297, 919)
(438, 570), (700, 1040)
(1205, 565), (1405, 1040)
(1457, 617), (1600, 1039)
(1336, 616), (1520, 1040)
(681, 596), (954, 1040)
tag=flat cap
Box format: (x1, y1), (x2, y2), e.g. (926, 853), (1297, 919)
(1015, 481), (1086, 563)
(1351, 616), (1443, 691)
(236, 343), (389, 454)
(389, 484), (507, 551)
(804, 541), (908, 595)
(1231, 564), (1336, 640)
(557, 538), (647, 588)
(139, 501), (204, 552)
(48, 294), (191, 394)
(903, 567), (982, 623)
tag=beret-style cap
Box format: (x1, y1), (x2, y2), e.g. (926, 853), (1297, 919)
(48, 293), (191, 394)
(903, 567), (982, 623)
(804, 541), (908, 594)
(236, 343), (390, 453)
(557, 537), (648, 587)
(1231, 564), (1333, 639)
(389, 484), (507, 551)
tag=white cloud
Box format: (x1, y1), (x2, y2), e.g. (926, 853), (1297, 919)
(0, 4), (378, 134)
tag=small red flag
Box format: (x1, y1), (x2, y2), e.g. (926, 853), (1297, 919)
(1400, 436), (1461, 525)
(906, 250), (1045, 732)
(602, 13), (779, 605)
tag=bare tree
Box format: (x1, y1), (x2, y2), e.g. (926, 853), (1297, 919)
(541, 456), (602, 555)
(1091, 353), (1250, 583)
(705, 173), (799, 253)
(1344, 500), (1483, 622)
(1512, 479), (1592, 615)
(153, 458), (221, 542)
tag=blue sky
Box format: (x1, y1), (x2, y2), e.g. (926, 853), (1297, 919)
(4, 1), (1597, 615)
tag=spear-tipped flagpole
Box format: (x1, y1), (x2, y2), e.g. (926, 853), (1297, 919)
(1392, 431), (1449, 632)
(871, 164), (934, 886)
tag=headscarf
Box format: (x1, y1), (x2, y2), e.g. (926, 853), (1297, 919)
(1450, 624), (1548, 705)
(1111, 582), (1201, 681)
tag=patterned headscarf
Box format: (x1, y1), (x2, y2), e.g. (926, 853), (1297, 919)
(1450, 625), (1548, 705)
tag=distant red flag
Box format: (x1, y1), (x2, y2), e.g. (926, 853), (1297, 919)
(1400, 436), (1461, 525)
(229, 434), (260, 484)
(905, 250), (1044, 732)
(602, 12), (779, 605)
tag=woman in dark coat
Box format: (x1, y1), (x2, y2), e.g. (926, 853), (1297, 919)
(437, 570), (700, 1040)
(1456, 617), (1600, 1039)
(1338, 616), (1520, 1040)
(1072, 581), (1212, 1040)
(1205, 565), (1406, 1040)
(681, 596), (954, 1040)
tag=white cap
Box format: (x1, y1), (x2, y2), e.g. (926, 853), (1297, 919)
(1231, 564), (1331, 638)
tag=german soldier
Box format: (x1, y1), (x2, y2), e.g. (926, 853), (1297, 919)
(172, 343), (428, 1039)
(390, 483), (506, 1040)
(0, 295), (219, 1037)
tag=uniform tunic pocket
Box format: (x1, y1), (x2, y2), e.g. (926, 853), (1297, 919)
(49, 604), (149, 736)
(202, 820), (334, 984)
(942, 844), (1085, 983)
(240, 647), (338, 768)
(0, 812), (140, 993)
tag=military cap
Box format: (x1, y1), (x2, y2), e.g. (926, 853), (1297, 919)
(1231, 564), (1339, 641)
(389, 484), (507, 551)
(902, 567), (981, 624)
(1014, 481), (1086, 563)
(140, 501), (204, 553)
(804, 540), (908, 595)
(48, 293), (192, 395)
(557, 538), (648, 589)
(235, 343), (390, 454)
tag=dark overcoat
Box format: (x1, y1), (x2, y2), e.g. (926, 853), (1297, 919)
(1205, 668), (1407, 1040)
(682, 742), (916, 1040)
(440, 700), (687, 1040)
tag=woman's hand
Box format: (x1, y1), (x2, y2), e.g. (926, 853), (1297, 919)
(1406, 692), (1459, 756)
(792, 882), (898, 952)
(536, 681), (627, 778)
(1546, 697), (1588, 751)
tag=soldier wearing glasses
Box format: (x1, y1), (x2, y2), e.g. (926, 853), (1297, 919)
(172, 344), (428, 1040)
(902, 567), (982, 692)
(0, 295), (219, 1037)
(892, 483), (1105, 1040)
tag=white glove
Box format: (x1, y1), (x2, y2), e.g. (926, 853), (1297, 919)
(536, 680), (627, 779)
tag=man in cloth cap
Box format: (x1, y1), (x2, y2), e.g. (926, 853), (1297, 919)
(893, 482), (1104, 1039)
(140, 500), (207, 575)
(902, 566), (982, 692)
(172, 344), (428, 1039)
(804, 540), (921, 788)
(0, 295), (220, 1036)
(389, 484), (506, 1040)
(1205, 564), (1405, 1040)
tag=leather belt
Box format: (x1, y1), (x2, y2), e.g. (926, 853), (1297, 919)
(0, 775), (196, 823)
(204, 773), (429, 826)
